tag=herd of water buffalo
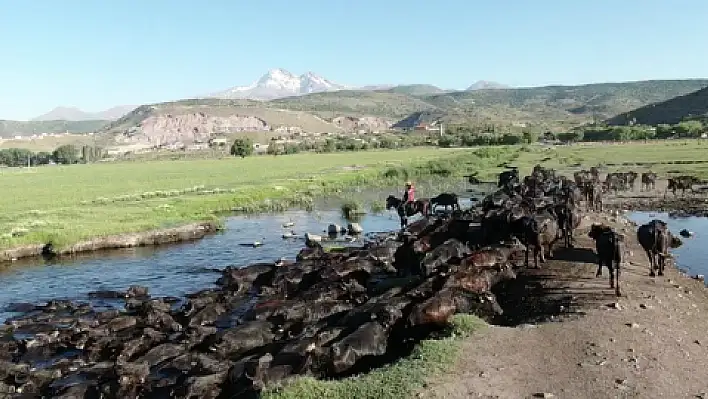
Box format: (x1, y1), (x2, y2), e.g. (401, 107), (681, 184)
(0, 165), (692, 398)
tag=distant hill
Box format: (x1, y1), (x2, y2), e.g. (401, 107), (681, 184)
(32, 105), (135, 121)
(7, 78), (708, 144)
(385, 84), (447, 96)
(391, 111), (447, 129)
(466, 80), (510, 90)
(605, 85), (708, 126)
(272, 79), (708, 125)
(0, 120), (109, 137)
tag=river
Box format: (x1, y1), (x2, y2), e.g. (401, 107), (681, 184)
(0, 180), (481, 322)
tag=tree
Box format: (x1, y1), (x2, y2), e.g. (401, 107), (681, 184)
(82, 145), (103, 163)
(522, 130), (539, 144)
(230, 138), (254, 158)
(52, 144), (80, 164)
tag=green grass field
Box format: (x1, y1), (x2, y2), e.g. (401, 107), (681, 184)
(513, 139), (708, 177)
(0, 147), (517, 251)
(2, 139), (706, 252)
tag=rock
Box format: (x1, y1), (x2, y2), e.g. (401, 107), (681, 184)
(679, 229), (693, 238)
(327, 224), (342, 236)
(304, 233), (322, 244)
(347, 222), (363, 235)
(126, 285), (149, 298)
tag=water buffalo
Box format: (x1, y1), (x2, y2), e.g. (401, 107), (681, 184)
(586, 182), (603, 212)
(665, 175), (700, 197)
(640, 171), (657, 191)
(430, 193), (460, 213)
(497, 169), (519, 189)
(588, 224), (622, 297)
(511, 212), (559, 269)
(636, 219), (682, 277)
(554, 202), (582, 248)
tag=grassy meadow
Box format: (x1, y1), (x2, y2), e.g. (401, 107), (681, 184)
(2, 139), (707, 252)
(512, 139), (708, 177)
(0, 147), (518, 251)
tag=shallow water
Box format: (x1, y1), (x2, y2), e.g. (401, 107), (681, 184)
(626, 211), (708, 278)
(0, 190), (479, 322)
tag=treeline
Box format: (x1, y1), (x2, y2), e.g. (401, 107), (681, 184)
(556, 120), (705, 142)
(444, 120), (706, 144)
(0, 144), (104, 167)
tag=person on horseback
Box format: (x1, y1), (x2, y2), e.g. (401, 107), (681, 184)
(402, 181), (415, 214)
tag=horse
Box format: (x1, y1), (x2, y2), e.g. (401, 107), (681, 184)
(385, 195), (430, 229)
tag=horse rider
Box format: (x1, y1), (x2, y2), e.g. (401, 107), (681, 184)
(402, 181), (415, 213)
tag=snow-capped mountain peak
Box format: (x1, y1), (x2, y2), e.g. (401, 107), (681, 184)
(211, 69), (347, 100)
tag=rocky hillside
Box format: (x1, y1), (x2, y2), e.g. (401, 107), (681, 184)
(98, 101), (395, 146)
(605, 85), (708, 126)
(273, 79), (708, 126)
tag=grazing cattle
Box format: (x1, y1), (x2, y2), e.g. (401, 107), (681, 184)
(587, 224), (622, 297)
(636, 219), (683, 277)
(625, 171), (638, 190)
(430, 193), (461, 213)
(554, 203), (582, 248)
(497, 169), (520, 189)
(392, 235), (424, 277)
(589, 166), (600, 180)
(640, 171), (657, 191)
(666, 175), (700, 197)
(511, 212), (559, 269)
(419, 238), (468, 277)
(586, 182), (603, 212)
(604, 173), (626, 193)
(460, 239), (526, 269)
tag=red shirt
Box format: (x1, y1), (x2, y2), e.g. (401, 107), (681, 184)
(404, 187), (415, 202)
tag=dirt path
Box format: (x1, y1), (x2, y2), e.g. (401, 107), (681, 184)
(422, 211), (708, 399)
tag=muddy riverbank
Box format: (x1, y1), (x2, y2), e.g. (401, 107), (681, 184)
(0, 222), (222, 263)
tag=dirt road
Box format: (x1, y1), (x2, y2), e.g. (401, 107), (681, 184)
(422, 211), (708, 399)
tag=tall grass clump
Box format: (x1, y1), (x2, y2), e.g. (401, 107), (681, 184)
(341, 200), (364, 220)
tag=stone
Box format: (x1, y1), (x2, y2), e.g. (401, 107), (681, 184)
(347, 222), (364, 235)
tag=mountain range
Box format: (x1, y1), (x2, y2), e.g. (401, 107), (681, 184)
(3, 70), (707, 140)
(31, 105), (138, 122)
(27, 69), (509, 121)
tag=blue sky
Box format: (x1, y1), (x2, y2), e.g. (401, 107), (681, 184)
(2, 0), (708, 120)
